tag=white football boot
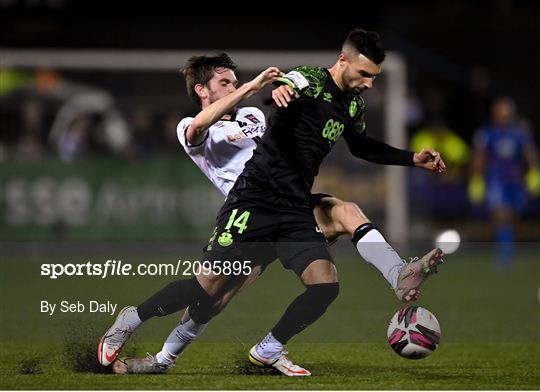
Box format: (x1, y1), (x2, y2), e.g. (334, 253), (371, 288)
(98, 306), (137, 366)
(394, 248), (444, 302)
(248, 345), (311, 376)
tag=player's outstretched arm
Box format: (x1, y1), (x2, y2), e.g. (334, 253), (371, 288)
(346, 134), (415, 166)
(186, 67), (282, 145)
(345, 132), (446, 173)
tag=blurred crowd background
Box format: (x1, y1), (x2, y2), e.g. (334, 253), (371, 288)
(1, 0), (539, 248)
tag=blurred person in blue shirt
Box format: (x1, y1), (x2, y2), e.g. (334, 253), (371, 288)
(469, 97), (540, 265)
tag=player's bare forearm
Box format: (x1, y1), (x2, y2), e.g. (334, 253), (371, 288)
(413, 148), (447, 173)
(188, 83), (252, 139)
(186, 67), (281, 144)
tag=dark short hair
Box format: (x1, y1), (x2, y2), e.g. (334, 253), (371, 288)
(343, 28), (386, 65)
(181, 53), (237, 106)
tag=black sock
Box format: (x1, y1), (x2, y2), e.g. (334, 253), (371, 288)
(271, 282), (339, 344)
(351, 222), (377, 243)
(188, 299), (218, 324)
(136, 277), (210, 321)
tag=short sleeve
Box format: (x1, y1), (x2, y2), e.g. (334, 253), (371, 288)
(177, 117), (208, 155)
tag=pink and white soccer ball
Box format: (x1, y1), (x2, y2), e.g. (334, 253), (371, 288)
(387, 306), (441, 359)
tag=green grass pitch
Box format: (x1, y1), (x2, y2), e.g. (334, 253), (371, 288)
(0, 243), (539, 389)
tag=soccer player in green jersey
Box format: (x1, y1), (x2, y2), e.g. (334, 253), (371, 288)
(99, 29), (446, 376)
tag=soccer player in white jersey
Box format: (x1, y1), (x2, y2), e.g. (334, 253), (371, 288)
(101, 52), (445, 376)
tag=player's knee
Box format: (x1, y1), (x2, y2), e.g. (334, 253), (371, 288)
(307, 282), (340, 310)
(208, 289), (235, 315)
(333, 201), (369, 235)
(188, 283), (239, 323)
(300, 259), (338, 284)
(196, 274), (228, 297)
(337, 201), (358, 211)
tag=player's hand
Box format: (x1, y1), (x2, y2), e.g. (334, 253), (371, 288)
(272, 84), (298, 108)
(413, 148), (446, 173)
(249, 67), (283, 91)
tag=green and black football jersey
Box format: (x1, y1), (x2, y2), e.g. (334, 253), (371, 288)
(232, 65), (411, 208)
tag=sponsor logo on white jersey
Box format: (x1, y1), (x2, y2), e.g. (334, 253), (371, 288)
(226, 124), (265, 142)
(244, 113), (261, 124)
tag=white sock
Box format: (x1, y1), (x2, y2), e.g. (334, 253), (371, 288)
(124, 307), (143, 330)
(256, 332), (283, 359)
(355, 228), (404, 289)
(155, 348), (176, 366)
(155, 313), (207, 365)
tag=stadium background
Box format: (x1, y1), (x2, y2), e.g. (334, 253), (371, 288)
(0, 1), (539, 389)
(2, 0), (540, 242)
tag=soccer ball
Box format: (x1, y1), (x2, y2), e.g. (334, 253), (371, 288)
(387, 306), (441, 359)
(435, 229), (461, 254)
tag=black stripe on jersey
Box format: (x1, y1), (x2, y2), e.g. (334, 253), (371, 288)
(184, 127), (209, 148)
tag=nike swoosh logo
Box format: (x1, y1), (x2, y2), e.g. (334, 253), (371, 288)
(99, 335), (122, 364)
(105, 349), (121, 363)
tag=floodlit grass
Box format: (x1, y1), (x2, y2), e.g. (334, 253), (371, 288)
(1, 244), (538, 389)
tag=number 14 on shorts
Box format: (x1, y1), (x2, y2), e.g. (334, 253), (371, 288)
(211, 208), (251, 248)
